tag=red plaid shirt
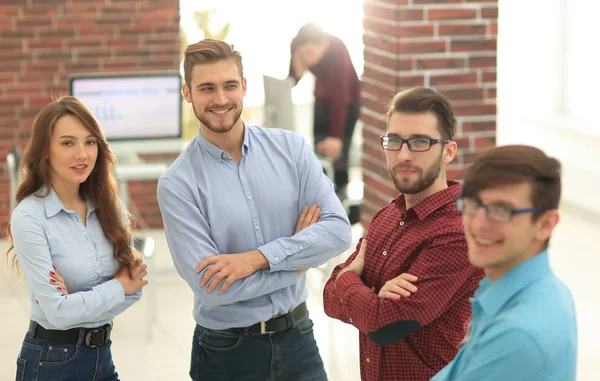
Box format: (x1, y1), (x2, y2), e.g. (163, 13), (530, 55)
(323, 182), (484, 381)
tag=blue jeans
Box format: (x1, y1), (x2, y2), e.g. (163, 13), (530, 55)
(15, 330), (119, 381)
(190, 314), (328, 381)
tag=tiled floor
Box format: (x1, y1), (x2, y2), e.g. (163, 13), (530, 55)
(1, 204), (598, 381)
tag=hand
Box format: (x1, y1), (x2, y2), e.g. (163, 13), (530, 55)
(295, 204), (320, 234)
(114, 259), (149, 295)
(292, 51), (308, 79)
(316, 137), (343, 162)
(196, 250), (269, 294)
(336, 238), (367, 283)
(378, 273), (419, 300)
(50, 265), (68, 296)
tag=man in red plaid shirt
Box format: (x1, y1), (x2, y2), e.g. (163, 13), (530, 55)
(323, 87), (484, 381)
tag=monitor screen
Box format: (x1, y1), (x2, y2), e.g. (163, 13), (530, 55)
(263, 75), (296, 131)
(69, 73), (182, 141)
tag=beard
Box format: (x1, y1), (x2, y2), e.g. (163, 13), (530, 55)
(192, 99), (243, 134)
(390, 150), (443, 194)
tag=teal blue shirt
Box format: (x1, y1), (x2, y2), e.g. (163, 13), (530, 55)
(431, 251), (577, 381)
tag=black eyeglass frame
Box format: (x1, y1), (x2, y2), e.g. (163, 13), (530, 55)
(380, 136), (452, 152)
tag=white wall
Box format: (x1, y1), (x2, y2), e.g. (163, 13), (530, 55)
(498, 0), (600, 215)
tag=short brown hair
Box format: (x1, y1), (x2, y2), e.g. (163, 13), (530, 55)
(183, 39), (243, 87)
(386, 86), (456, 140)
(461, 145), (562, 220)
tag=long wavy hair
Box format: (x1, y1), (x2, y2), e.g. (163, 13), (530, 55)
(5, 96), (138, 276)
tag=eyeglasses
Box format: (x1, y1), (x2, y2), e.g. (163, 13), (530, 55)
(380, 136), (451, 152)
(456, 197), (547, 223)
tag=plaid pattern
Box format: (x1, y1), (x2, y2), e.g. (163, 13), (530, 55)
(323, 182), (484, 381)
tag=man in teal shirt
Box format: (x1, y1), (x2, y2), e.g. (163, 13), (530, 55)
(431, 145), (577, 381)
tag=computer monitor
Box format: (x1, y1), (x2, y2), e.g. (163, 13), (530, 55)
(69, 72), (185, 163)
(262, 75), (296, 132)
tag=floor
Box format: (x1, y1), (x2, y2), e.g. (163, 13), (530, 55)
(1, 205), (598, 381)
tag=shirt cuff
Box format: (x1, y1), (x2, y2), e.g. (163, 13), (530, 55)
(98, 278), (126, 311)
(334, 270), (364, 298)
(258, 241), (288, 271)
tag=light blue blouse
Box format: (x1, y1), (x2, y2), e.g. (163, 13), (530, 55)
(11, 187), (141, 330)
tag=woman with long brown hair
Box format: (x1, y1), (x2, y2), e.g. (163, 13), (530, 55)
(7, 96), (148, 381)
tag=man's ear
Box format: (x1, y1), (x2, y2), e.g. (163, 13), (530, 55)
(182, 83), (192, 103)
(443, 140), (458, 164)
(536, 209), (560, 242)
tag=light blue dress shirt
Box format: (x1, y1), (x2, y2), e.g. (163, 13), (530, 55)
(157, 124), (352, 330)
(11, 187), (141, 330)
(431, 251), (577, 381)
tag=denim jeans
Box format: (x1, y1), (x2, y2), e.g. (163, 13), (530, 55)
(190, 314), (328, 381)
(15, 330), (119, 381)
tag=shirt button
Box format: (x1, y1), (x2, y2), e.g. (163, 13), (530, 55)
(247, 195), (252, 200)
(340, 299), (343, 305)
(349, 317), (353, 323)
(274, 256), (280, 261)
(255, 225), (260, 231)
(382, 251), (387, 256)
(299, 246), (303, 250)
(399, 221), (405, 226)
(366, 358), (370, 363)
(371, 286), (375, 291)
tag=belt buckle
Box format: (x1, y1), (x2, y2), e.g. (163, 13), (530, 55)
(85, 328), (103, 348)
(260, 321), (275, 335)
(85, 325), (110, 348)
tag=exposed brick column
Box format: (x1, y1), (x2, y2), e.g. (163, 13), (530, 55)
(361, 0), (497, 228)
(0, 0), (180, 235)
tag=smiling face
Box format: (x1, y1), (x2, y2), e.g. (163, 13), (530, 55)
(48, 114), (98, 190)
(182, 59), (246, 135)
(463, 182), (560, 281)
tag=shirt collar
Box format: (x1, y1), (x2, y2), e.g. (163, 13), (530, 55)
(474, 250), (552, 317)
(394, 181), (462, 220)
(195, 123), (249, 161)
(42, 186), (96, 218)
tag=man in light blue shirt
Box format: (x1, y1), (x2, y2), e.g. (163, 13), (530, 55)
(157, 39), (352, 380)
(431, 145), (577, 381)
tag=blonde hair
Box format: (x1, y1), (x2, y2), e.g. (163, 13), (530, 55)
(183, 39), (243, 87)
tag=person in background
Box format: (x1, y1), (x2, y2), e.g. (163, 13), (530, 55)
(6, 96), (148, 381)
(289, 22), (361, 191)
(431, 145), (577, 381)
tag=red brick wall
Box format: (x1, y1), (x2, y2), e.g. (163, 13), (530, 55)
(0, 0), (180, 235)
(361, 0), (497, 227)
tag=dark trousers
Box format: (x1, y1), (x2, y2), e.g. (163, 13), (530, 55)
(15, 330), (119, 381)
(190, 314), (327, 381)
(313, 100), (361, 188)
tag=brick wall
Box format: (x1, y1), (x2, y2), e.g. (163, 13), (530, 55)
(361, 0), (497, 227)
(0, 0), (180, 235)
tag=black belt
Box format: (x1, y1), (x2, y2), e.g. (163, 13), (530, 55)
(29, 320), (112, 348)
(243, 302), (308, 335)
